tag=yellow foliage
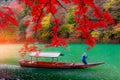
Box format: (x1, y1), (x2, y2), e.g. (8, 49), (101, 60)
(103, 0), (114, 11)
(0, 30), (16, 41)
(103, 3), (111, 11)
(41, 13), (52, 28)
(68, 24), (75, 33)
(60, 24), (75, 33)
(91, 31), (100, 37)
(40, 31), (50, 40)
(66, 6), (77, 24)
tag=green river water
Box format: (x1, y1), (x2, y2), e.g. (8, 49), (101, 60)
(0, 44), (120, 80)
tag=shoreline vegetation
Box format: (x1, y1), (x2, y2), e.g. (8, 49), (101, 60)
(0, 37), (120, 44)
(1, 24), (120, 44)
(0, 0), (120, 46)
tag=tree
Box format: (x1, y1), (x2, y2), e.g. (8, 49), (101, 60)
(104, 0), (120, 23)
(0, 6), (18, 30)
(0, 0), (114, 51)
(39, 13), (52, 41)
(66, 6), (76, 24)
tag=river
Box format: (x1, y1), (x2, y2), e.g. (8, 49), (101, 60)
(0, 44), (120, 80)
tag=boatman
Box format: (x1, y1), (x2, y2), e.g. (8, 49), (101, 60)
(82, 52), (88, 65)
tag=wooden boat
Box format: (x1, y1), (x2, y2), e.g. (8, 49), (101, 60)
(19, 52), (104, 69)
(19, 60), (104, 69)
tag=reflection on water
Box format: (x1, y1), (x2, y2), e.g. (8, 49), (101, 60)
(0, 44), (23, 64)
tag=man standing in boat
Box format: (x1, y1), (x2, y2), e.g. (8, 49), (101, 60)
(82, 52), (88, 65)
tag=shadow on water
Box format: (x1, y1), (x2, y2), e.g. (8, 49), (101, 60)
(14, 66), (107, 80)
(0, 63), (119, 80)
(15, 62), (119, 80)
(0, 64), (103, 80)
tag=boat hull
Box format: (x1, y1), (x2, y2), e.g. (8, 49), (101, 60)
(19, 60), (104, 69)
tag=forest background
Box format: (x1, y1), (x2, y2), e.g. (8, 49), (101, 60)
(0, 0), (120, 44)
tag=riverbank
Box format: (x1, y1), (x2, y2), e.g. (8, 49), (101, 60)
(0, 38), (120, 44)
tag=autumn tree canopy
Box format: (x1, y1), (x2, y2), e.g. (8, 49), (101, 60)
(0, 0), (114, 52)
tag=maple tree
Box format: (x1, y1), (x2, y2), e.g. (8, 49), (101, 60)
(0, 0), (114, 53)
(0, 6), (18, 31)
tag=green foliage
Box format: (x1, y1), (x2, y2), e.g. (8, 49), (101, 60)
(19, 22), (26, 32)
(60, 25), (69, 33)
(61, 6), (76, 38)
(38, 13), (52, 41)
(60, 24), (75, 33)
(23, 6), (30, 15)
(114, 30), (120, 36)
(116, 31), (120, 35)
(59, 24), (75, 38)
(39, 29), (52, 40)
(66, 6), (76, 24)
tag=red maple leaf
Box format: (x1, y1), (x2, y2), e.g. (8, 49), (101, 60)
(62, 0), (71, 4)
(27, 37), (37, 44)
(21, 0), (115, 49)
(85, 37), (97, 47)
(0, 6), (18, 30)
(32, 23), (42, 32)
(52, 19), (61, 25)
(24, 0), (33, 6)
(103, 11), (114, 24)
(25, 20), (30, 27)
